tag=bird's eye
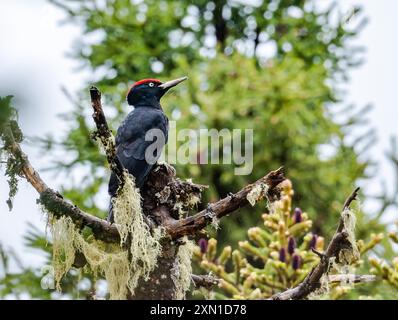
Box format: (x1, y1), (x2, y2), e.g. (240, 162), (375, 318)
(148, 82), (155, 87)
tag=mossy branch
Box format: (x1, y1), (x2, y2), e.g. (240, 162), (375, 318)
(1, 120), (120, 243)
(39, 190), (120, 243)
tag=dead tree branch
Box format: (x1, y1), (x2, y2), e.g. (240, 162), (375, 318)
(164, 167), (285, 239)
(270, 187), (365, 300)
(90, 86), (125, 186)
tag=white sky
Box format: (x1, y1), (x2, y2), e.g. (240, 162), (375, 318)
(0, 0), (397, 270)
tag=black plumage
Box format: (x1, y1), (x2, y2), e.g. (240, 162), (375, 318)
(108, 77), (187, 222)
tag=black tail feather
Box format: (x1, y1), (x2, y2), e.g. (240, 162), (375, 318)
(107, 199), (114, 223)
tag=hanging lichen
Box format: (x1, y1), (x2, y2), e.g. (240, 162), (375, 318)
(48, 172), (164, 299)
(172, 192), (201, 218)
(50, 215), (131, 299)
(340, 207), (360, 264)
(51, 215), (76, 290)
(45, 133), (164, 299)
(111, 171), (163, 290)
(172, 237), (196, 300)
(93, 133), (164, 295)
(76, 238), (131, 300)
(173, 200), (185, 218)
(308, 203), (362, 300)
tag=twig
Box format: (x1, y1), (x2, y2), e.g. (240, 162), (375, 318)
(89, 86), (125, 187)
(165, 167), (285, 239)
(338, 187), (360, 232)
(343, 187), (360, 210)
(270, 187), (362, 300)
(328, 274), (376, 284)
(191, 274), (220, 289)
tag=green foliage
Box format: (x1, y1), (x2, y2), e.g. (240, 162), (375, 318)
(195, 180), (318, 298)
(367, 227), (398, 297)
(195, 180), (363, 299)
(194, 181), (397, 300)
(0, 96), (15, 133)
(165, 53), (370, 244)
(1, 0), (397, 299)
(0, 224), (98, 300)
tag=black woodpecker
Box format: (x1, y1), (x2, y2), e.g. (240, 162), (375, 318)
(107, 76), (187, 222)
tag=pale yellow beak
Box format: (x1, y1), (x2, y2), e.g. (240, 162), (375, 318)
(158, 76), (188, 90)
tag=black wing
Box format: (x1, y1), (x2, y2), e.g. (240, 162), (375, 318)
(108, 108), (168, 221)
(116, 107), (168, 161)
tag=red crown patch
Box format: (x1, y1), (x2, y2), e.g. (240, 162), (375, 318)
(133, 78), (162, 87)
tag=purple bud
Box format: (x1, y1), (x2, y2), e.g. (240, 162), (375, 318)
(287, 237), (296, 255)
(198, 238), (208, 254)
(292, 254), (301, 270)
(294, 208), (302, 223)
(309, 234), (317, 250)
(279, 248), (286, 262)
